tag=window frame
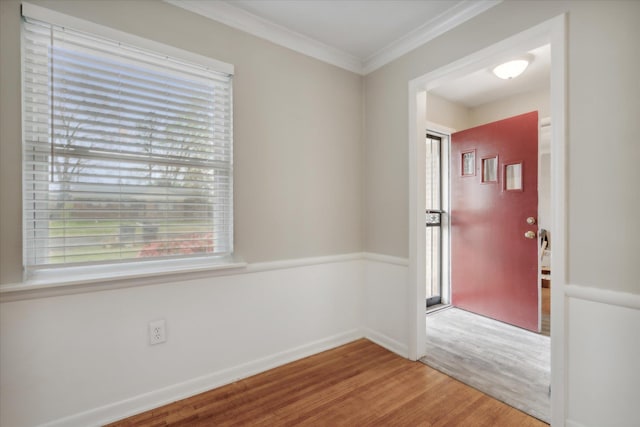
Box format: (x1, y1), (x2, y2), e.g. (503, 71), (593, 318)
(19, 3), (240, 286)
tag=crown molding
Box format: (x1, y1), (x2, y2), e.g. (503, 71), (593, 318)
(164, 0), (363, 74)
(363, 0), (502, 74)
(165, 0), (501, 75)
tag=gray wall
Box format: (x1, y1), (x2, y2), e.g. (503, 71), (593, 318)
(364, 0), (640, 294)
(0, 0), (364, 284)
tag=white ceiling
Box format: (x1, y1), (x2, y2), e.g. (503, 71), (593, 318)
(228, 0), (466, 60)
(167, 0), (549, 107)
(430, 44), (551, 108)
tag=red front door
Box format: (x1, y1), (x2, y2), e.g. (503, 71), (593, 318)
(450, 111), (539, 331)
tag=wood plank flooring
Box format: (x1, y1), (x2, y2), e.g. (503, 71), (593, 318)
(107, 339), (547, 426)
(422, 308), (550, 423)
(541, 287), (550, 337)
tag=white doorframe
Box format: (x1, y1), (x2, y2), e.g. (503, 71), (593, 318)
(407, 14), (567, 426)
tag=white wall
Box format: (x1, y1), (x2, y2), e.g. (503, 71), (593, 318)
(0, 258), (364, 426)
(363, 256), (410, 357)
(565, 290), (640, 427)
(469, 88), (550, 128)
(426, 93), (471, 131)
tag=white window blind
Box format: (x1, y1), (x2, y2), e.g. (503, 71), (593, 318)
(22, 12), (233, 273)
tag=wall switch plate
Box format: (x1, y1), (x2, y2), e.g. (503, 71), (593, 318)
(148, 319), (166, 345)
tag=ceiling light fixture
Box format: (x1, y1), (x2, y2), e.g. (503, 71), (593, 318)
(492, 57), (531, 80)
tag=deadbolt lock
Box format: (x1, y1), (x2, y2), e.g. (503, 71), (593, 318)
(524, 230), (536, 239)
(526, 217), (536, 225)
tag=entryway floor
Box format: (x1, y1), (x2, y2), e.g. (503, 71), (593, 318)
(421, 307), (550, 423)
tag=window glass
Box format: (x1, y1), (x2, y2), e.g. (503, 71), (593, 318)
(482, 157), (498, 182)
(22, 17), (233, 272)
(505, 163), (523, 190)
(462, 151), (475, 176)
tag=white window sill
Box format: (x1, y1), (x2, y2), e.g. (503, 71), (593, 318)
(0, 256), (247, 301)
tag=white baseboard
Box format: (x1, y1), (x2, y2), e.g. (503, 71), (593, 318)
(363, 328), (409, 358)
(41, 329), (362, 427)
(566, 421), (586, 427)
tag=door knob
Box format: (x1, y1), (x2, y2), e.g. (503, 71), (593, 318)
(526, 217), (536, 225)
(524, 230), (536, 239)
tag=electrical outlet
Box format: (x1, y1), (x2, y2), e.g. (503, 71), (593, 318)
(148, 319), (166, 345)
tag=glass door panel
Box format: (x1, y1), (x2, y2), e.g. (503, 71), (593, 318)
(426, 134), (442, 307)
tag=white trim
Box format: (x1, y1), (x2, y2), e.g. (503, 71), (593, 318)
(164, 0), (500, 75)
(0, 253), (366, 302)
(164, 0), (361, 74)
(38, 329), (362, 427)
(407, 89), (427, 361)
(408, 14), (567, 427)
(362, 0), (502, 74)
(540, 117), (552, 154)
(548, 15), (568, 427)
(566, 421), (586, 427)
(0, 259), (248, 299)
(426, 121), (458, 136)
(22, 3), (233, 75)
(565, 284), (640, 311)
(362, 252), (409, 266)
(363, 328), (409, 358)
(246, 253), (364, 273)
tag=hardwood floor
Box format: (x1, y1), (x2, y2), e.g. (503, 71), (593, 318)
(108, 339), (547, 426)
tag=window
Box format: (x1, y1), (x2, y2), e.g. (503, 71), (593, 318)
(461, 150), (475, 176)
(482, 156), (497, 183)
(505, 163), (523, 190)
(21, 5), (234, 277)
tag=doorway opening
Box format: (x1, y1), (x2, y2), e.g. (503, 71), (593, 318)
(423, 112), (552, 422)
(407, 15), (567, 426)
